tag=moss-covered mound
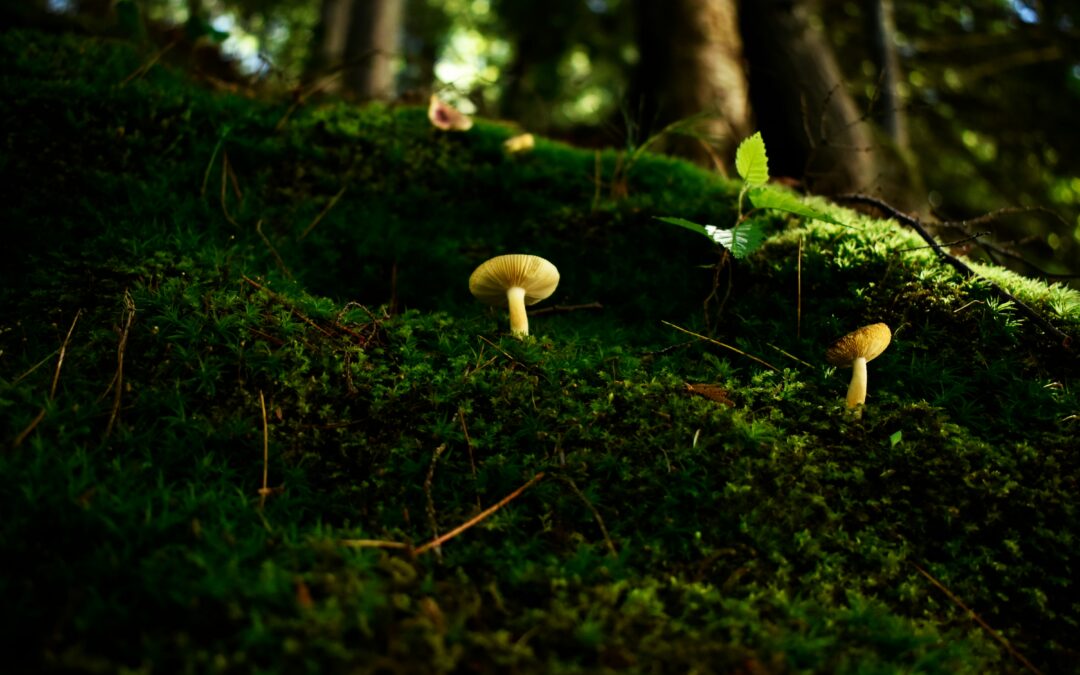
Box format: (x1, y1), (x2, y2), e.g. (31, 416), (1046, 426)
(2, 28), (1078, 674)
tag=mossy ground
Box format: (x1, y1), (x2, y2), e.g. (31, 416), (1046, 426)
(2, 29), (1079, 674)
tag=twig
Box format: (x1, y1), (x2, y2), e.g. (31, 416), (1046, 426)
(254, 220), (293, 280)
(797, 236), (803, 339)
(11, 310), (83, 449)
(476, 334), (520, 366)
(413, 472), (545, 556)
(119, 39), (177, 86)
(898, 231), (990, 252)
(765, 343), (814, 369)
(201, 126), (231, 198)
(661, 321), (780, 372)
(10, 350), (59, 388)
(527, 302), (604, 317)
(913, 563), (1044, 675)
(297, 186), (347, 241)
(50, 309), (82, 399)
(220, 152), (240, 228)
(103, 291), (136, 440)
(558, 476), (617, 556)
(258, 390), (271, 509)
(459, 409), (481, 509)
(838, 194), (1073, 348)
(11, 409), (47, 450)
(272, 49), (381, 131)
(423, 443), (448, 561)
(339, 539), (410, 549)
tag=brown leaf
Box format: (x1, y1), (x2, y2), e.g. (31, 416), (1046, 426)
(685, 383), (735, 407)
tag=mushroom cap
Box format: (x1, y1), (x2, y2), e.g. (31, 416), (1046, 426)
(825, 323), (892, 366)
(469, 254), (560, 307)
(428, 94), (473, 131)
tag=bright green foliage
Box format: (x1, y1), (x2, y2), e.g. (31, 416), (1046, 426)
(2, 29), (1079, 675)
(749, 187), (846, 227)
(735, 131), (770, 186)
(661, 133), (848, 259)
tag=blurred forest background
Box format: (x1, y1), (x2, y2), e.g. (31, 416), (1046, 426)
(7, 0), (1080, 284)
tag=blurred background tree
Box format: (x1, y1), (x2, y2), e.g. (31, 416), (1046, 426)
(7, 0), (1079, 283)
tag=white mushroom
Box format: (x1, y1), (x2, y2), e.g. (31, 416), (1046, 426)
(469, 254), (560, 337)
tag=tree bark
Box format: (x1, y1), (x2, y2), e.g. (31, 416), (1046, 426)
(344, 0), (403, 99)
(868, 0), (907, 149)
(629, 0), (750, 162)
(739, 0), (876, 195)
(309, 0), (403, 100)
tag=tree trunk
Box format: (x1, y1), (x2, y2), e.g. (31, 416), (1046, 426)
(868, 0), (907, 149)
(344, 0), (403, 99)
(629, 0), (750, 163)
(739, 0), (876, 195)
(309, 0), (403, 100)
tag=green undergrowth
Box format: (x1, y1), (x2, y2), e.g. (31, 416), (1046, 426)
(2, 28), (1079, 673)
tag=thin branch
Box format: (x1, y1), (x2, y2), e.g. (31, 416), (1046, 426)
(298, 186), (347, 241)
(220, 152), (240, 228)
(898, 231), (991, 252)
(527, 302), (604, 317)
(250, 218), (289, 276)
(661, 321), (780, 372)
(119, 39), (178, 86)
(413, 472), (545, 556)
(201, 127), (230, 198)
(12, 309), (83, 448)
(423, 443), (448, 561)
(765, 343), (814, 369)
(50, 309), (82, 399)
(558, 476), (617, 556)
(11, 410), (47, 450)
(797, 236), (803, 339)
(103, 291), (136, 440)
(838, 194), (1073, 348)
(458, 409), (481, 509)
(273, 49), (381, 130)
(258, 390), (271, 509)
(913, 563), (1044, 675)
(339, 539), (409, 550)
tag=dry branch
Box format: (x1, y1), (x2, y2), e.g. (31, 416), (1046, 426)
(414, 472), (545, 556)
(839, 194), (1073, 348)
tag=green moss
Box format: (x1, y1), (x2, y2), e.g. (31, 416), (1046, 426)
(2, 28), (1079, 673)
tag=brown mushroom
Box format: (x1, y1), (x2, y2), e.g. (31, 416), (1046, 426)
(469, 254), (560, 337)
(825, 323), (892, 408)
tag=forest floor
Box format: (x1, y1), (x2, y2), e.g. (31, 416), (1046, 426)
(2, 27), (1079, 674)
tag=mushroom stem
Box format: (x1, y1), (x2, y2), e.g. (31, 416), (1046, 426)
(506, 286), (529, 336)
(846, 356), (868, 408)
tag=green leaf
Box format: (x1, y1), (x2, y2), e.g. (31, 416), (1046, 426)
(735, 132), (769, 186)
(706, 222), (769, 259)
(654, 216), (711, 238)
(889, 430), (903, 447)
(748, 187), (847, 226)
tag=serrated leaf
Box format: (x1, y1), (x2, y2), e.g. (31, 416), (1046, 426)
(655, 216), (711, 238)
(735, 132), (769, 186)
(705, 222), (769, 259)
(749, 187), (847, 226)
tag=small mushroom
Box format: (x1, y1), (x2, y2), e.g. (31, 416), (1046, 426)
(825, 323), (892, 408)
(469, 254), (560, 337)
(428, 94), (473, 131)
(504, 133), (535, 153)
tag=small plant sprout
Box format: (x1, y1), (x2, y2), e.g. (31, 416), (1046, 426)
(428, 94), (473, 131)
(825, 323), (892, 408)
(469, 254), (560, 337)
(657, 131), (846, 260)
